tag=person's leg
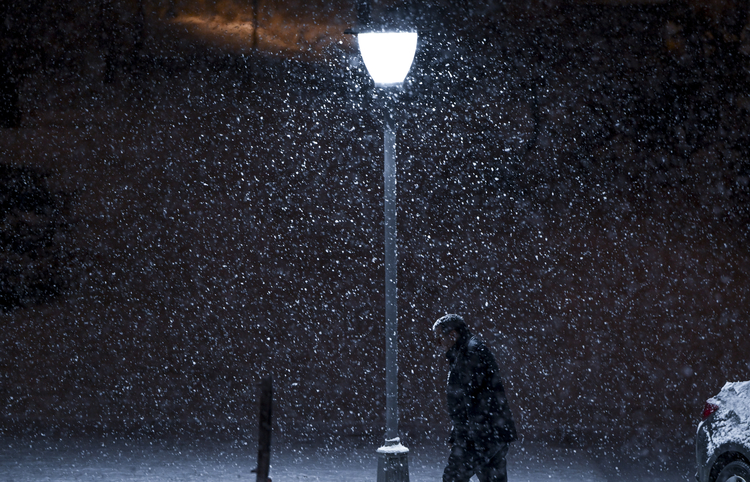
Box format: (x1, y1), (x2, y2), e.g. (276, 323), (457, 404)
(443, 445), (477, 482)
(476, 444), (509, 482)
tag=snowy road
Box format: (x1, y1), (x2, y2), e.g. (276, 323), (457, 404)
(0, 436), (694, 481)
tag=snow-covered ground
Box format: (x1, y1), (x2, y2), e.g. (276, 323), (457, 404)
(0, 436), (693, 481)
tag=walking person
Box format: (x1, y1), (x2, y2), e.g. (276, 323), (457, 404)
(433, 314), (518, 482)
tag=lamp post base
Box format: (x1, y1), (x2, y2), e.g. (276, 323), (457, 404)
(377, 438), (409, 482)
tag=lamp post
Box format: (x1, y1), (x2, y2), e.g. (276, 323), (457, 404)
(356, 30), (418, 482)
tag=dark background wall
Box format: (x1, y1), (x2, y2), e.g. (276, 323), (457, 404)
(2, 0), (750, 461)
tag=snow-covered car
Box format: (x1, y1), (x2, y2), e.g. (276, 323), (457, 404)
(696, 381), (750, 482)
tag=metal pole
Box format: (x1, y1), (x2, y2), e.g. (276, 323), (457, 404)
(377, 98), (409, 482)
(357, 0), (371, 27)
(384, 118), (398, 442)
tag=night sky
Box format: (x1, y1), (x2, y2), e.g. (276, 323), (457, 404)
(2, 0), (750, 460)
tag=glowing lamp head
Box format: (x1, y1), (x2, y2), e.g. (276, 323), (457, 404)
(357, 31), (418, 87)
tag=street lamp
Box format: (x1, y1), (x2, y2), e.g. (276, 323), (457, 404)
(356, 29), (418, 482)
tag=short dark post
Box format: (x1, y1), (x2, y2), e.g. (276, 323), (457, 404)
(256, 376), (273, 482)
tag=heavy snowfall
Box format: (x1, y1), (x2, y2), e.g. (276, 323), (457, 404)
(1, 0), (749, 480)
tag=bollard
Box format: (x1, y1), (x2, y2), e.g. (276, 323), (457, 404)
(255, 375), (273, 482)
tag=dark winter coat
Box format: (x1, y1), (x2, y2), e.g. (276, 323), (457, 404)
(446, 334), (518, 451)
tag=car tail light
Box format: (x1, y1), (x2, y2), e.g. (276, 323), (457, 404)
(702, 401), (719, 420)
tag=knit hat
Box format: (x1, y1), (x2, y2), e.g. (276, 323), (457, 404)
(432, 314), (469, 336)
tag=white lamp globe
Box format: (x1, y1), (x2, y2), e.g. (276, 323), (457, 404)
(358, 31), (418, 87)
